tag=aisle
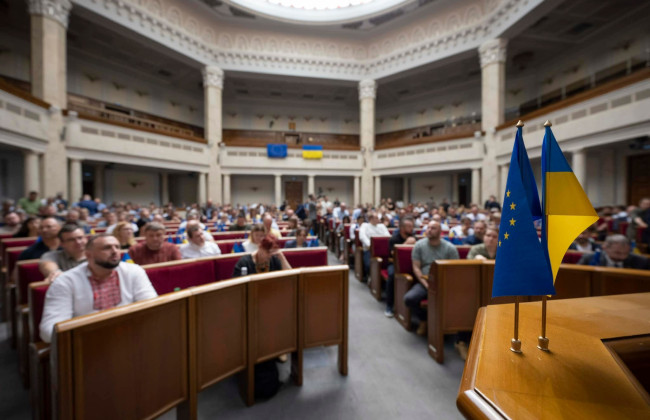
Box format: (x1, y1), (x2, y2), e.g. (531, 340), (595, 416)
(190, 251), (466, 419)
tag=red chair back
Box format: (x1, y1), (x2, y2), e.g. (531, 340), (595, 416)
(394, 245), (414, 276)
(563, 251), (585, 264)
(456, 245), (471, 259)
(212, 253), (246, 280)
(6, 246), (28, 275)
(282, 247), (328, 267)
(16, 260), (44, 304)
(29, 282), (50, 342)
(212, 232), (247, 241)
(144, 259), (215, 295)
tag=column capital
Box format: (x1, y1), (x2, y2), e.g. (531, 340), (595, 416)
(202, 65), (224, 89)
(358, 79), (376, 101)
(28, 0), (72, 29)
(478, 38), (508, 68)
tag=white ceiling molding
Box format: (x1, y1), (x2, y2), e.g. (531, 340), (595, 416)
(71, 0), (548, 81)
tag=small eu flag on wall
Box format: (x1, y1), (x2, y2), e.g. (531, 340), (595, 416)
(267, 144), (288, 158)
(302, 145), (323, 159)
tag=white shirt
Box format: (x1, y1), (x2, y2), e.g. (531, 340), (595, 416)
(243, 240), (258, 253)
(39, 262), (158, 343)
(450, 225), (474, 238)
(106, 222), (139, 234)
(358, 222), (390, 250)
(180, 241), (222, 259)
(466, 213), (487, 222)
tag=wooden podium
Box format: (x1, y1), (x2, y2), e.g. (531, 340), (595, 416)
(458, 293), (650, 419)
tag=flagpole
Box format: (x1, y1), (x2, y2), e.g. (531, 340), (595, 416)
(510, 295), (522, 353)
(538, 120), (552, 352)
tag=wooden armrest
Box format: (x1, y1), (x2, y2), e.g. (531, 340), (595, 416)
(396, 273), (414, 283)
(30, 341), (50, 358)
(372, 257), (383, 264)
(388, 257), (393, 263)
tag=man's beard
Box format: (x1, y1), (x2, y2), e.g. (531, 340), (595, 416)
(95, 259), (120, 269)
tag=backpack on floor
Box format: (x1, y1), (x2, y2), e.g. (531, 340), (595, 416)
(254, 360), (281, 399)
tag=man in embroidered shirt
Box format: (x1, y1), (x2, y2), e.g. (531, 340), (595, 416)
(180, 224), (221, 259)
(128, 222), (181, 265)
(39, 234), (157, 343)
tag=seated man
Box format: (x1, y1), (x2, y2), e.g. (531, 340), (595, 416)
(463, 220), (487, 245)
(39, 234), (158, 343)
(359, 211), (390, 283)
(578, 234), (650, 269)
(405, 221), (459, 336)
(384, 216), (416, 318)
(450, 216), (474, 239)
(39, 224), (88, 282)
(0, 211), (21, 234)
(180, 224), (221, 259)
(229, 212), (251, 231)
(569, 227), (600, 252)
(18, 216), (62, 261)
(129, 222), (181, 265)
(262, 213), (281, 238)
(284, 227), (310, 248)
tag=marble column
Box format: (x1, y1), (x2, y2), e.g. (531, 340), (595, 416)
(93, 164), (104, 200)
(223, 174), (231, 205)
(29, 0), (71, 198)
(402, 176), (410, 204)
(68, 158), (82, 203)
(308, 175), (315, 196)
(451, 173), (459, 204)
(600, 150), (615, 206)
(572, 149), (587, 190)
(274, 174), (282, 206)
(498, 163), (509, 202)
(353, 176), (360, 207)
(478, 38), (508, 205)
(23, 150), (40, 196)
(471, 168), (481, 205)
(161, 172), (169, 205)
(202, 65), (223, 203)
(359, 79), (376, 206)
(198, 172), (207, 205)
(374, 175), (381, 206)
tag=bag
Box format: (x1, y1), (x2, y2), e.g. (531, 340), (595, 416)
(254, 360), (281, 399)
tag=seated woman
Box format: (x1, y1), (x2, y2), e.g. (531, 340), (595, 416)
(242, 224), (265, 253)
(113, 221), (135, 250)
(284, 227), (309, 248)
(468, 226), (498, 260)
(13, 216), (40, 238)
(233, 234), (292, 277)
(286, 216), (299, 236)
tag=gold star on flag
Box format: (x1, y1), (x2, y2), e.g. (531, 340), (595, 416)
(506, 190), (511, 198)
(510, 202), (516, 210)
(509, 218), (516, 226)
(504, 232), (510, 240)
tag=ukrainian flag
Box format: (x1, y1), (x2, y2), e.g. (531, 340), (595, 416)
(121, 252), (134, 264)
(542, 124), (598, 281)
(302, 145), (323, 159)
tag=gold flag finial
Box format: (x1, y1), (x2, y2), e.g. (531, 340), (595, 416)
(544, 120), (552, 127)
(516, 120), (524, 127)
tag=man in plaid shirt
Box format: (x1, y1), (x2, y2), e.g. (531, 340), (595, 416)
(40, 234), (158, 343)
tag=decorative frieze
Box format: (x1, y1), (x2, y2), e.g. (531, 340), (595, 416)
(358, 79), (377, 101)
(27, 0), (72, 29)
(478, 38), (508, 68)
(202, 65), (224, 89)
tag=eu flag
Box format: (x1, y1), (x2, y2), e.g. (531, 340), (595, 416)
(267, 144), (288, 158)
(492, 126), (555, 297)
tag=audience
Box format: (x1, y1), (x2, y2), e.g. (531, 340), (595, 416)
(17, 216), (61, 261)
(39, 234), (158, 343)
(359, 211), (390, 282)
(17, 191), (40, 215)
(284, 227), (309, 248)
(39, 224), (88, 282)
(0, 212), (21, 234)
(12, 216), (40, 238)
(113, 221), (136, 250)
(463, 220), (486, 245)
(128, 222), (181, 265)
(233, 234), (292, 277)
(180, 224), (221, 258)
(467, 226), (498, 260)
(384, 216), (416, 318)
(229, 213), (251, 231)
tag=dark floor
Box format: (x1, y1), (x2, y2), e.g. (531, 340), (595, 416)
(0, 251), (466, 419)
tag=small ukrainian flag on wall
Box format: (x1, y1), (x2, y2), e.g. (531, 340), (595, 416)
(302, 145), (323, 159)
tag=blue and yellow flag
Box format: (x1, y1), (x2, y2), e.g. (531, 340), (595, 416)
(493, 126), (555, 297)
(302, 145), (323, 159)
(121, 252), (134, 264)
(542, 125), (598, 281)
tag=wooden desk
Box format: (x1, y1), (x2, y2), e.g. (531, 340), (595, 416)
(458, 293), (650, 419)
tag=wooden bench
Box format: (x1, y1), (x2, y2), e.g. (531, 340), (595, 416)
(369, 236), (391, 301)
(48, 266), (348, 418)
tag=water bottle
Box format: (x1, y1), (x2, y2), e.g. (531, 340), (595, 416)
(241, 266), (248, 276)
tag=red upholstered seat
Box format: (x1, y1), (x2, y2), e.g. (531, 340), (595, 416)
(380, 269), (388, 280)
(456, 246), (471, 259)
(212, 254), (245, 281)
(17, 261), (44, 305)
(563, 251), (585, 264)
(144, 259), (215, 295)
(282, 247), (328, 267)
(618, 221), (629, 235)
(6, 247), (28, 276)
(215, 240), (238, 254)
(395, 246), (414, 276)
(212, 232), (247, 241)
(30, 283), (49, 342)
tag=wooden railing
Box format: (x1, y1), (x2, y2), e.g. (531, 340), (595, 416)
(0, 77), (51, 109)
(223, 129), (360, 150)
(498, 65), (650, 131)
(375, 121), (482, 150)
